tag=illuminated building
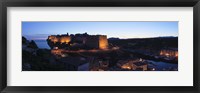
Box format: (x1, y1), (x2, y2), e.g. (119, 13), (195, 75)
(160, 48), (178, 59)
(51, 49), (64, 56)
(99, 35), (108, 49)
(48, 36), (59, 43)
(47, 33), (108, 49)
(60, 36), (71, 44)
(85, 35), (108, 49)
(117, 59), (148, 71)
(48, 34), (71, 44)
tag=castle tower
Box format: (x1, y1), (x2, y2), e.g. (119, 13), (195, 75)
(99, 35), (108, 49)
(85, 35), (108, 49)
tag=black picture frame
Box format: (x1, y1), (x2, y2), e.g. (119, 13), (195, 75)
(0, 0), (199, 93)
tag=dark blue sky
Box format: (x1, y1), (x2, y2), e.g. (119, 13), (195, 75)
(22, 21), (178, 40)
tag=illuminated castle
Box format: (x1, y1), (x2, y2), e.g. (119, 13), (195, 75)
(84, 35), (108, 49)
(47, 33), (108, 49)
(48, 35), (71, 44)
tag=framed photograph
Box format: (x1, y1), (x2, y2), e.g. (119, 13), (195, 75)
(0, 0), (199, 93)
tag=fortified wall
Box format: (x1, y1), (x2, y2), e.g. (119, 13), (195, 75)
(47, 33), (108, 49)
(84, 35), (108, 49)
(48, 35), (71, 44)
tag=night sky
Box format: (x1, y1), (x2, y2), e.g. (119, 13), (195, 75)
(22, 21), (178, 40)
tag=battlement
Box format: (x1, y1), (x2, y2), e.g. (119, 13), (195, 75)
(47, 33), (108, 49)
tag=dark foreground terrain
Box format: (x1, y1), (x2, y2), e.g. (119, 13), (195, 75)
(22, 36), (178, 71)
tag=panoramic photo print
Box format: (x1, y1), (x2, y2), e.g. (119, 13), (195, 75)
(22, 22), (178, 71)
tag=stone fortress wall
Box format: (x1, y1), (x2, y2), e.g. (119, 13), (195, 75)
(47, 33), (108, 49)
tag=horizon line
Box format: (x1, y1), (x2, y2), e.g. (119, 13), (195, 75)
(23, 35), (178, 41)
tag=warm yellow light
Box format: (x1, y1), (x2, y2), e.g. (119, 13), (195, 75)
(99, 36), (108, 49)
(175, 52), (178, 57)
(121, 64), (132, 70)
(60, 36), (71, 44)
